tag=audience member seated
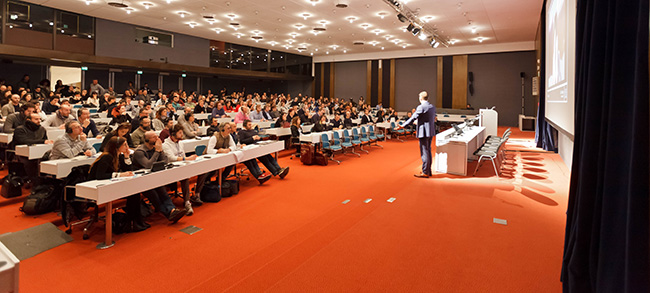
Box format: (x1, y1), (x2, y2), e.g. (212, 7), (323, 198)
(158, 119), (174, 141)
(43, 96), (60, 114)
(109, 104), (132, 125)
(99, 94), (115, 112)
(131, 117), (151, 147)
(250, 104), (266, 121)
(193, 98), (207, 114)
(43, 104), (74, 128)
(49, 121), (96, 160)
(88, 136), (149, 232)
(290, 116), (301, 156)
(211, 101), (227, 118)
(238, 120), (289, 179)
(1, 94), (20, 117)
(131, 108), (151, 131)
(180, 113), (200, 139)
(274, 112), (290, 128)
(162, 124), (202, 216)
(176, 107), (193, 124)
(3, 103), (34, 133)
(234, 106), (251, 124)
(152, 108), (168, 131)
(343, 112), (354, 128)
(360, 108), (373, 125)
(311, 115), (329, 133)
(205, 117), (220, 137)
(77, 108), (102, 138)
(132, 131), (187, 223)
(85, 92), (100, 108)
(88, 79), (106, 96)
(100, 122), (134, 151)
(10, 113), (53, 184)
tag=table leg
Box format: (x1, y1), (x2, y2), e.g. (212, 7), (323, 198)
(96, 201), (115, 249)
(218, 168), (222, 194)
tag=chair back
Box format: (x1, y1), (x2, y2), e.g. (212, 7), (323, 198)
(352, 128), (360, 139)
(332, 131), (342, 147)
(361, 127), (368, 139)
(89, 108), (98, 114)
(195, 145), (207, 156)
(343, 130), (351, 143)
(390, 122), (396, 130)
(320, 134), (330, 148)
(92, 142), (101, 153)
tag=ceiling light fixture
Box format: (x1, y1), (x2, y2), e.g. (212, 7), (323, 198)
(346, 16), (358, 23)
(308, 0), (319, 6)
(178, 12), (187, 18)
(418, 33), (427, 40)
(294, 24), (305, 30)
(422, 15), (435, 22)
(360, 23), (371, 30)
(300, 13), (312, 20)
(125, 8), (134, 14)
(377, 12), (388, 19)
(289, 32), (299, 38)
(372, 29), (383, 35)
(471, 27), (477, 34)
(142, 2), (153, 9)
(381, 0), (449, 47)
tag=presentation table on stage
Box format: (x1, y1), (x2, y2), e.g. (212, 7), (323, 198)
(15, 138), (102, 160)
(75, 140), (285, 249)
(435, 125), (486, 176)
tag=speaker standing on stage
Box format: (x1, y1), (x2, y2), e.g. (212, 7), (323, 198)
(397, 91), (437, 178)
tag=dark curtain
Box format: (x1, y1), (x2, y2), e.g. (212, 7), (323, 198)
(535, 3), (557, 152)
(561, 0), (649, 292)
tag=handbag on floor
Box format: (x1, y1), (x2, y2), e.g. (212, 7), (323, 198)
(300, 144), (315, 165)
(221, 180), (239, 198)
(314, 152), (329, 166)
(1, 174), (23, 198)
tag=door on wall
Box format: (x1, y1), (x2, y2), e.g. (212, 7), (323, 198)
(50, 66), (81, 92)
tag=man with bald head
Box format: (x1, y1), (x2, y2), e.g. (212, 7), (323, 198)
(43, 104), (75, 128)
(1, 94), (21, 117)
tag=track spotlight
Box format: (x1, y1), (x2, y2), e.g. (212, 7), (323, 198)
(397, 13), (408, 23)
(411, 27), (421, 36)
(406, 23), (415, 32)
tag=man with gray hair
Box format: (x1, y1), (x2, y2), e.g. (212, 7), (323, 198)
(397, 91), (437, 178)
(49, 121), (96, 160)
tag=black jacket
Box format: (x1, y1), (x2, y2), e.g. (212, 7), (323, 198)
(238, 128), (259, 145)
(100, 131), (134, 152)
(10, 121), (48, 149)
(88, 154), (132, 180)
(361, 115), (373, 125)
(206, 125), (220, 137)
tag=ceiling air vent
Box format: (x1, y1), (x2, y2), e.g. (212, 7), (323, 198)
(107, 1), (128, 8)
(353, 41), (364, 45)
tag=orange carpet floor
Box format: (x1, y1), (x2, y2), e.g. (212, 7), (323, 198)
(0, 127), (569, 292)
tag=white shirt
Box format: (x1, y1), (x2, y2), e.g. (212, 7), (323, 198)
(162, 137), (185, 162)
(206, 135), (236, 154)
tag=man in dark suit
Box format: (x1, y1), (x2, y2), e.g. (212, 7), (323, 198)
(397, 91), (437, 178)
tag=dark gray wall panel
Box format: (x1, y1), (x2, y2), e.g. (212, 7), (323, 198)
(334, 61), (365, 101)
(287, 80), (312, 97)
(395, 57), (437, 112)
(95, 19), (209, 68)
(468, 51), (536, 126)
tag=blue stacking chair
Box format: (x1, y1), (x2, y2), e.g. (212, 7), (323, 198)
(336, 131), (359, 157)
(351, 128), (368, 153)
(72, 104), (82, 109)
(370, 125), (385, 141)
(195, 145), (207, 156)
(92, 142), (102, 153)
(89, 108), (98, 114)
(320, 133), (341, 164)
(359, 127), (372, 151)
(390, 122), (406, 142)
(367, 126), (383, 149)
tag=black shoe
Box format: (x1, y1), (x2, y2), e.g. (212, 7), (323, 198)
(257, 173), (271, 185)
(278, 167), (290, 179)
(190, 195), (203, 206)
(167, 208), (186, 224)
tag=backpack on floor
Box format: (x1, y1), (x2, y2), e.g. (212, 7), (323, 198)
(314, 152), (329, 166)
(221, 180), (239, 198)
(300, 144), (315, 165)
(200, 182), (222, 203)
(20, 183), (59, 215)
(1, 174), (23, 198)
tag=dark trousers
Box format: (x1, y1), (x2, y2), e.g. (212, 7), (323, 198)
(258, 154), (281, 175)
(419, 136), (433, 175)
(195, 165), (234, 195)
(167, 179), (190, 201)
(18, 157), (39, 180)
(142, 187), (174, 217)
(243, 160), (263, 178)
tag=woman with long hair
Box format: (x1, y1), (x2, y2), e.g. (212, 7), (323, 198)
(110, 104), (132, 125)
(88, 137), (149, 232)
(290, 116), (302, 156)
(100, 122), (134, 151)
(152, 108), (168, 131)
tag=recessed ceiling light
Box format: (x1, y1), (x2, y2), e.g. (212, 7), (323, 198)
(343, 49), (347, 53)
(377, 12), (388, 19)
(381, 47), (384, 50)
(346, 16), (358, 23)
(85, 0), (93, 5)
(125, 8), (134, 14)
(178, 11), (188, 18)
(226, 13), (238, 20)
(188, 22), (198, 28)
(310, 52), (314, 55)
(372, 29), (383, 35)
(300, 13), (312, 20)
(360, 23), (371, 30)
(384, 35), (393, 40)
(422, 15), (435, 22)
(307, 0), (319, 6)
(471, 27), (477, 34)
(289, 32), (299, 38)
(317, 20), (329, 26)
(269, 41), (278, 46)
(214, 28), (223, 34)
(142, 2), (153, 9)
(294, 24), (305, 30)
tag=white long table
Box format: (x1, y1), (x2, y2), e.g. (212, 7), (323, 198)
(435, 126), (486, 176)
(40, 155), (97, 178)
(0, 133), (13, 144)
(181, 137), (210, 154)
(16, 138), (102, 160)
(263, 128), (291, 137)
(75, 141), (284, 248)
